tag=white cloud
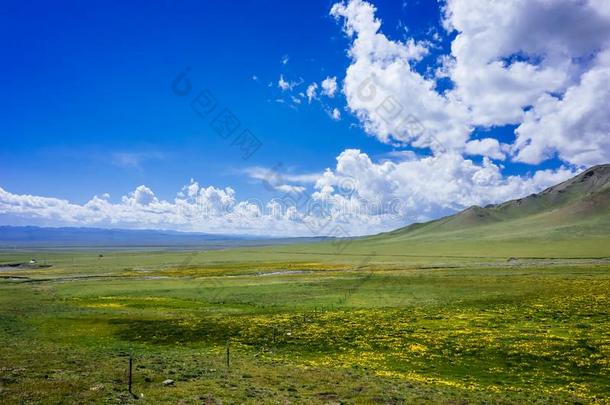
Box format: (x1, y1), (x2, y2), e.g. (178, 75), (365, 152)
(513, 50), (610, 166)
(464, 138), (506, 161)
(278, 75), (291, 91)
(244, 166), (321, 195)
(383, 150), (419, 162)
(306, 83), (318, 103)
(331, 0), (610, 166)
(278, 74), (300, 91)
(442, 0), (610, 129)
(330, 0), (471, 151)
(330, 108), (341, 121)
(275, 184), (307, 194)
(0, 152), (577, 237)
(244, 166), (322, 184)
(311, 149), (577, 228)
(443, 0), (610, 165)
(122, 185), (157, 206)
(403, 38), (429, 62)
(321, 76), (338, 97)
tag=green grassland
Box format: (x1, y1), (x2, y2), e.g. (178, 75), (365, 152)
(1, 248), (609, 404)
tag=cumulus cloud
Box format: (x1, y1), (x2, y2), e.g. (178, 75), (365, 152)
(311, 149), (576, 228)
(123, 185), (157, 206)
(330, 0), (471, 150)
(321, 76), (338, 97)
(331, 0), (610, 166)
(443, 0), (610, 165)
(464, 139), (506, 161)
(513, 50), (610, 166)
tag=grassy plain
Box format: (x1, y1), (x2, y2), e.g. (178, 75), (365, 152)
(1, 247), (609, 404)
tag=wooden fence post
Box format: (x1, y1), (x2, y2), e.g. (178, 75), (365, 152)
(128, 355), (133, 395)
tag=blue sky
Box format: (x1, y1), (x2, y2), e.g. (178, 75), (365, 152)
(2, 0), (393, 202)
(1, 0), (608, 236)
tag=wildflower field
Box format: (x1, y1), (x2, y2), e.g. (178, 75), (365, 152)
(1, 249), (609, 403)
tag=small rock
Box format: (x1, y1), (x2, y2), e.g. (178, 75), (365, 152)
(162, 379), (175, 386)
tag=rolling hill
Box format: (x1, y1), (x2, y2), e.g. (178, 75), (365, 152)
(351, 164), (610, 258)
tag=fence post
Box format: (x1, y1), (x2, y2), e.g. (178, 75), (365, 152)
(129, 355), (133, 394)
(226, 340), (230, 370)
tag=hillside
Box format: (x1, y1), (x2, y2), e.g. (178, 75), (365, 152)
(267, 164), (610, 260)
(349, 164), (610, 258)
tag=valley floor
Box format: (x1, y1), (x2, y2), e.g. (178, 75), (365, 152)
(0, 249), (609, 404)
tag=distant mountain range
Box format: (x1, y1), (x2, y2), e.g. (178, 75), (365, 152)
(0, 226), (326, 249)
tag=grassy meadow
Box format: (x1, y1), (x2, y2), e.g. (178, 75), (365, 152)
(1, 247), (609, 404)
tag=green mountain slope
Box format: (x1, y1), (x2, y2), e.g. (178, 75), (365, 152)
(348, 164), (610, 258)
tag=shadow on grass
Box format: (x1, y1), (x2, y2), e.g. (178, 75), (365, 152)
(110, 318), (239, 345)
(109, 315), (345, 353)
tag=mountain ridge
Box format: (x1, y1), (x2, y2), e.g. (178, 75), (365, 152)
(381, 164), (610, 238)
(334, 164), (610, 258)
